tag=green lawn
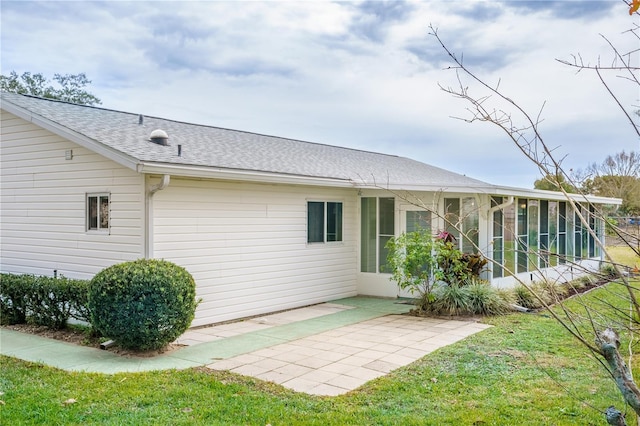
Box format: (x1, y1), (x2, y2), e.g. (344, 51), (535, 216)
(607, 244), (639, 268)
(2, 285), (636, 425)
(3, 246), (639, 425)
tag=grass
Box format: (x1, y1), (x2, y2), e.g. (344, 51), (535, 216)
(2, 247), (639, 425)
(607, 244), (639, 269)
(2, 289), (637, 425)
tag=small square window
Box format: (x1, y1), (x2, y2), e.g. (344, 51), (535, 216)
(307, 201), (343, 243)
(87, 193), (110, 231)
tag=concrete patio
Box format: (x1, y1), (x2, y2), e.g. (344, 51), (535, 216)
(0, 297), (491, 396)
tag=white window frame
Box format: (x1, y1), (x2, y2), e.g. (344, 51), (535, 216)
(360, 196), (395, 273)
(87, 193), (110, 233)
(400, 205), (433, 235)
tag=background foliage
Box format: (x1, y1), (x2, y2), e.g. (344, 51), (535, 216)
(0, 71), (101, 106)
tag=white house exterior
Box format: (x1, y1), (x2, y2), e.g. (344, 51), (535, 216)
(0, 92), (621, 326)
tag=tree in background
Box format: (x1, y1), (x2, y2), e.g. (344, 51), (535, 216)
(580, 151), (640, 215)
(533, 173), (578, 193)
(543, 151), (640, 215)
(0, 71), (101, 106)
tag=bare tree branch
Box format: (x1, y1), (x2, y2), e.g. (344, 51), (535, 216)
(429, 18), (640, 420)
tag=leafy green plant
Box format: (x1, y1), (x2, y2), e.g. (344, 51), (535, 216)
(465, 279), (512, 315)
(434, 241), (467, 285)
(433, 235), (487, 285)
(0, 273), (90, 328)
(386, 230), (490, 312)
(0, 273), (30, 324)
(512, 284), (537, 309)
(537, 280), (569, 302)
(386, 230), (439, 310)
(429, 279), (511, 316)
(66, 278), (91, 323)
(571, 275), (593, 290)
(600, 263), (621, 279)
(513, 282), (555, 310)
(431, 283), (470, 316)
(28, 276), (91, 329)
(463, 253), (488, 277)
(88, 259), (199, 351)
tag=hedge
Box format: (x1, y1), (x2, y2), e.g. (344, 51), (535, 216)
(0, 273), (90, 329)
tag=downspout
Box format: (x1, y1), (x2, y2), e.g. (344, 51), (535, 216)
(474, 194), (483, 214)
(488, 196), (514, 215)
(149, 174), (171, 195)
(145, 174), (171, 258)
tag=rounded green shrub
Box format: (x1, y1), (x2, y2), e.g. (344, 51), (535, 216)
(88, 259), (198, 351)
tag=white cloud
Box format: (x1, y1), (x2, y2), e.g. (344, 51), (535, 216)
(2, 0), (637, 188)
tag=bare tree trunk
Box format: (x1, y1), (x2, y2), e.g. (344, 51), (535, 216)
(605, 406), (627, 426)
(599, 328), (640, 422)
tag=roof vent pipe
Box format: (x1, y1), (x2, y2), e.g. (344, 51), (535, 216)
(149, 129), (169, 146)
(138, 114), (143, 125)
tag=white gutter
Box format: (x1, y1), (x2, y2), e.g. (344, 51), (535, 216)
(137, 162), (354, 188)
(3, 97), (621, 206)
(488, 185), (622, 205)
(145, 174), (171, 259)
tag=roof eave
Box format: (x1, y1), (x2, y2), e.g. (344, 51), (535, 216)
(137, 162), (356, 187)
(1, 99), (140, 172)
(358, 183), (622, 205)
(489, 185), (623, 205)
(356, 183), (500, 193)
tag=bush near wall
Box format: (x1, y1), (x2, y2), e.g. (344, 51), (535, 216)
(0, 274), (30, 324)
(0, 273), (91, 329)
(88, 259), (198, 351)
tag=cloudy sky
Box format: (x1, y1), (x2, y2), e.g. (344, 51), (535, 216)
(1, 0), (638, 188)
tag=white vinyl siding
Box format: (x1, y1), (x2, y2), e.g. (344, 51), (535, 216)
(0, 111), (145, 278)
(152, 178), (357, 326)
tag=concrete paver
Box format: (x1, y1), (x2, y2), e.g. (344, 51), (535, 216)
(0, 296), (491, 396)
(205, 312), (491, 395)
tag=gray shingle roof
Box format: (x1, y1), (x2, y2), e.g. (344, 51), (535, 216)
(1, 92), (491, 189)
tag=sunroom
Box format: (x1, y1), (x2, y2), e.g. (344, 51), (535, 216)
(355, 190), (619, 297)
